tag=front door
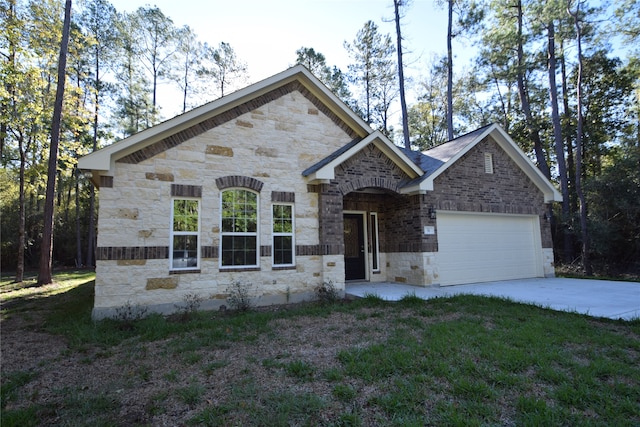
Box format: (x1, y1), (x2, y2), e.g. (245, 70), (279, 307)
(344, 213), (366, 280)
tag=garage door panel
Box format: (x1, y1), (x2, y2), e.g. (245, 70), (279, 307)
(436, 213), (541, 286)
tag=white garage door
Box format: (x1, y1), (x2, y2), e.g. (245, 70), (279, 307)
(436, 212), (543, 286)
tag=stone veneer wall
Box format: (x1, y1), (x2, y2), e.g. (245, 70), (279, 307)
(93, 89), (352, 318)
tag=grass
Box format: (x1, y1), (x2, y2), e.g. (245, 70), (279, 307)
(1, 271), (639, 426)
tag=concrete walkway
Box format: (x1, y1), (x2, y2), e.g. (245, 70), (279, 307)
(345, 278), (640, 320)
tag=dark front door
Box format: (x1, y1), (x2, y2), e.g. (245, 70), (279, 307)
(344, 214), (366, 281)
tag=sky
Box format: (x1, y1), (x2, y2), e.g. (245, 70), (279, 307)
(106, 0), (472, 118)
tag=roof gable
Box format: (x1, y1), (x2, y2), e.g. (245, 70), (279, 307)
(78, 65), (373, 182)
(401, 124), (562, 202)
(303, 131), (423, 183)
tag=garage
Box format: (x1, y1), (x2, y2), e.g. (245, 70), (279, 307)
(436, 212), (543, 286)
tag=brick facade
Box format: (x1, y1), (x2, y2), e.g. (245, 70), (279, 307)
(429, 137), (552, 247)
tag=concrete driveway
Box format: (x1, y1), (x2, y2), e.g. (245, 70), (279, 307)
(345, 278), (640, 320)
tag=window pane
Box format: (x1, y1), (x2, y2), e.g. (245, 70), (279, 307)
(173, 199), (198, 232)
(274, 236), (293, 265)
(172, 235), (198, 268)
(222, 189), (258, 233)
(221, 235), (257, 266)
(273, 205), (292, 233)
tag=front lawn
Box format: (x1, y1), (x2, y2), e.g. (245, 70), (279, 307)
(1, 271), (639, 426)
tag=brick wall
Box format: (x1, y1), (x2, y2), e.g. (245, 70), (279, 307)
(430, 136), (552, 247)
(332, 135), (553, 261)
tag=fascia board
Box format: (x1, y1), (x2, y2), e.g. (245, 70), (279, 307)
(414, 125), (495, 193)
(307, 135), (377, 181)
(78, 65), (373, 173)
(370, 132), (424, 177)
(399, 183), (427, 195)
(294, 67), (372, 138)
(307, 132), (423, 183)
(79, 69), (303, 172)
(490, 126), (563, 203)
(413, 124), (562, 202)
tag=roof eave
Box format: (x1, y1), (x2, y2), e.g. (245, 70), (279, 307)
(420, 124), (563, 203)
(489, 125), (563, 203)
(78, 65), (373, 174)
(304, 131), (423, 184)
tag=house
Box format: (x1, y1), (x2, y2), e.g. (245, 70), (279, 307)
(78, 65), (561, 319)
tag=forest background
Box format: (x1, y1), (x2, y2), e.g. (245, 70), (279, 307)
(1, 0), (638, 281)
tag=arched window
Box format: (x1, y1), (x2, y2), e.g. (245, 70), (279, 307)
(220, 189), (259, 268)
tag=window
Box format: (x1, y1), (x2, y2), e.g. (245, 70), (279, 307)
(273, 204), (294, 266)
(221, 189), (258, 267)
(171, 199), (200, 270)
(484, 152), (494, 174)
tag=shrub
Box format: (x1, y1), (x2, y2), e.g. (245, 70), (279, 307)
(114, 301), (148, 324)
(315, 280), (341, 304)
(225, 281), (253, 312)
(172, 293), (204, 321)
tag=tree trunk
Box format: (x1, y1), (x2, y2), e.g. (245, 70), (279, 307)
(37, 0), (72, 285)
(559, 38), (577, 257)
(446, 0), (454, 140)
(16, 134), (25, 283)
(515, 0), (551, 179)
(182, 65), (188, 113)
(568, 0), (592, 275)
(547, 22), (571, 264)
(86, 39), (100, 268)
(7, 1), (24, 282)
(394, 0), (411, 150)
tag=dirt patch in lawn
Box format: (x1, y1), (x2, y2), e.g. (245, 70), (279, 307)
(0, 289), (399, 425)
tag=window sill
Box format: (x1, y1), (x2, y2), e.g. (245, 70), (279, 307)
(219, 267), (261, 272)
(272, 265), (296, 271)
(170, 269), (201, 275)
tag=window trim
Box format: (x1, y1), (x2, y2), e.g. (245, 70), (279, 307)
(219, 188), (260, 270)
(370, 212), (380, 272)
(170, 197), (201, 271)
(272, 202), (295, 267)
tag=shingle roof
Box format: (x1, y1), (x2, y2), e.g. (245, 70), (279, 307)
(413, 124), (494, 176)
(301, 137), (362, 177)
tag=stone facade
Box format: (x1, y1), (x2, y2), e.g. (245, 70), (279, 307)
(93, 88), (353, 319)
(84, 67), (560, 319)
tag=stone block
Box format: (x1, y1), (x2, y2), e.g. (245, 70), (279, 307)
(117, 259), (146, 266)
(146, 277), (178, 290)
(255, 147), (278, 157)
(117, 208), (139, 220)
(138, 229), (153, 238)
(206, 145), (234, 157)
(236, 120), (253, 128)
(145, 172), (174, 182)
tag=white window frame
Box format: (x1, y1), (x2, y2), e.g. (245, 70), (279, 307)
(220, 188), (260, 269)
(170, 197), (200, 271)
(272, 203), (295, 267)
(370, 212), (380, 272)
